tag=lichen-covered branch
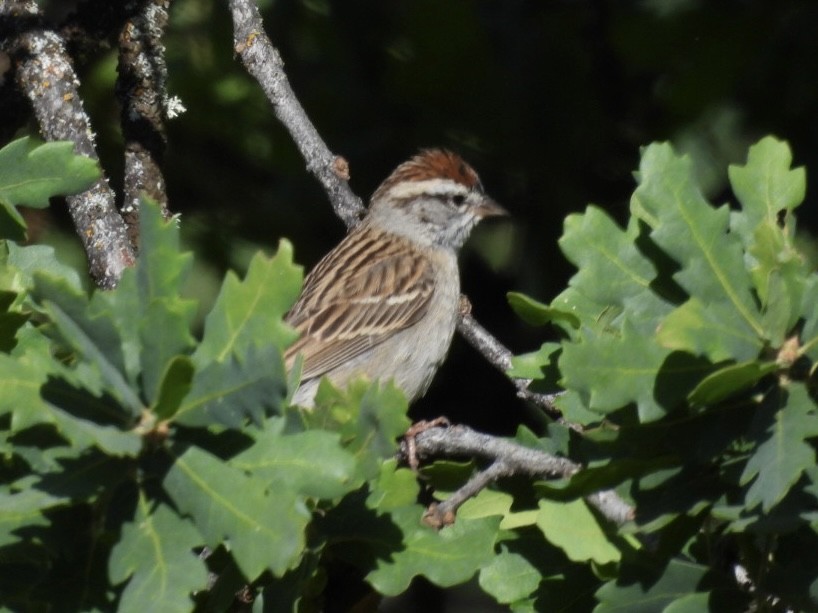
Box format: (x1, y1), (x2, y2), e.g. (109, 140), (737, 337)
(228, 0), (365, 229)
(402, 423), (635, 528)
(116, 0), (174, 244)
(0, 0), (135, 289)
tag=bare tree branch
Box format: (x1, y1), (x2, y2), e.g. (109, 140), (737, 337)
(228, 0), (365, 229)
(402, 423), (635, 528)
(0, 0), (135, 289)
(116, 0), (174, 244)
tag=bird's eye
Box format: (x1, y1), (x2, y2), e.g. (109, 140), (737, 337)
(451, 194), (466, 206)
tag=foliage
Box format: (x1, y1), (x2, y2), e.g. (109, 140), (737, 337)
(511, 135), (818, 611)
(2, 134), (817, 611)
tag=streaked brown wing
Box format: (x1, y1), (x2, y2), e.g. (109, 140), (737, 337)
(285, 227), (435, 380)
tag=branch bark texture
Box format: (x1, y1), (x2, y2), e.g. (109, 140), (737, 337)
(117, 0), (173, 239)
(0, 0), (135, 289)
(403, 424), (635, 527)
(228, 0), (365, 229)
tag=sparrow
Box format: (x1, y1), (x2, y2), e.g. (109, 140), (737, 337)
(285, 149), (506, 407)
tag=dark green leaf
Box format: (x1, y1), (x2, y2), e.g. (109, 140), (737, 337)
(657, 297), (763, 362)
(740, 384), (818, 512)
(163, 445), (310, 579)
(555, 208), (672, 335)
(631, 143), (764, 339)
(194, 242), (302, 366)
(0, 137), (100, 240)
(33, 274), (142, 415)
(173, 342), (286, 427)
(151, 356), (195, 420)
(231, 422), (361, 499)
(508, 292), (579, 329)
(595, 559), (708, 612)
(365, 508), (499, 596)
(109, 493), (208, 612)
(559, 321), (673, 421)
(478, 548), (540, 605)
(687, 360), (777, 407)
(536, 499), (620, 564)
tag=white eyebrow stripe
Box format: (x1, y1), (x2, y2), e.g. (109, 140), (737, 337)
(386, 179), (470, 200)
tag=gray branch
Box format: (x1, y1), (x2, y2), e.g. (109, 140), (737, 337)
(1, 0), (135, 289)
(403, 424), (635, 528)
(228, 0), (365, 229)
(116, 0), (173, 242)
(457, 296), (570, 424)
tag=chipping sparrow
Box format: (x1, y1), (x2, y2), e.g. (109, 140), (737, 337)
(285, 149), (506, 408)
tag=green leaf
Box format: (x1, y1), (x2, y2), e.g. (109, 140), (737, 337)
(139, 299), (196, 404)
(194, 242), (302, 366)
(536, 498), (620, 565)
(0, 349), (51, 422)
(133, 199), (196, 401)
(746, 223), (805, 343)
(6, 242), (83, 292)
(478, 548), (540, 605)
(728, 136), (805, 240)
(0, 137), (100, 240)
(800, 276), (818, 361)
(365, 508), (499, 596)
(308, 380), (411, 481)
(594, 559), (708, 612)
(151, 356), (195, 420)
(559, 321), (707, 422)
(109, 493), (208, 613)
(657, 297), (763, 363)
(740, 384), (818, 512)
(508, 292), (579, 329)
(33, 274), (142, 416)
(555, 208), (672, 335)
(631, 143), (764, 339)
(231, 423), (361, 499)
(687, 360), (777, 407)
(508, 343), (560, 380)
(135, 199), (192, 304)
(0, 489), (55, 546)
(367, 459), (421, 511)
(163, 445), (310, 579)
(173, 342), (286, 427)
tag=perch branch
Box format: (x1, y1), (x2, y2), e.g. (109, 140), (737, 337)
(402, 423), (635, 528)
(0, 0), (135, 289)
(116, 0), (174, 243)
(228, 0), (365, 228)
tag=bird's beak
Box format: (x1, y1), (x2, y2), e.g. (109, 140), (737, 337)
(473, 196), (508, 219)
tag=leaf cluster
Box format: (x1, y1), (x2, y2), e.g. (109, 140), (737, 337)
(0, 138), (511, 610)
(510, 136), (818, 610)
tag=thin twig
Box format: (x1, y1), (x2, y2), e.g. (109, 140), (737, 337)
(0, 0), (135, 289)
(457, 296), (570, 424)
(403, 424), (635, 527)
(228, 0), (365, 229)
(116, 0), (174, 244)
